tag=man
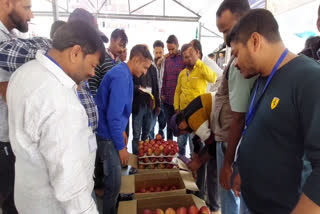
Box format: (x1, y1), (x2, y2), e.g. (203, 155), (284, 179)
(217, 52), (225, 69)
(95, 45), (152, 214)
(132, 50), (160, 156)
(214, 1), (256, 214)
(0, 0), (33, 212)
(174, 43), (217, 156)
(228, 9), (320, 213)
(170, 93), (219, 213)
(119, 47), (127, 62)
(161, 34), (185, 140)
(50, 20), (66, 39)
(150, 40), (166, 139)
(7, 20), (104, 214)
(88, 28), (128, 97)
(208, 53), (215, 61)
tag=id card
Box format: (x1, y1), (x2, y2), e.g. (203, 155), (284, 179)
(88, 134), (97, 153)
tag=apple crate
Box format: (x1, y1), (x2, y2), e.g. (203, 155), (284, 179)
(120, 171), (198, 199)
(118, 194), (207, 214)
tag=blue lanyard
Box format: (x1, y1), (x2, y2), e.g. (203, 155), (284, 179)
(243, 49), (289, 136)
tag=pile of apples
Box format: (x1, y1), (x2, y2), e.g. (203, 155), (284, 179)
(142, 205), (210, 214)
(138, 134), (179, 169)
(138, 134), (179, 157)
(136, 185), (178, 193)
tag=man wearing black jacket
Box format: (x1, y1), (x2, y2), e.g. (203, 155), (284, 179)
(131, 63), (160, 156)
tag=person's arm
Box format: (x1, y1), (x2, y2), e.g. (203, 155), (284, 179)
(151, 66), (160, 111)
(173, 72), (182, 111)
(0, 82), (8, 102)
(292, 194), (320, 214)
(160, 62), (167, 102)
(24, 97), (98, 213)
(200, 61), (217, 83)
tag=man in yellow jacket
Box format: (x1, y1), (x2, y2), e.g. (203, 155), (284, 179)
(174, 43), (217, 156)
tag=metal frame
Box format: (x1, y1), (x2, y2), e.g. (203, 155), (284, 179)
(40, 0), (201, 22)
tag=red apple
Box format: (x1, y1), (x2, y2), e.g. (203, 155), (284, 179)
(170, 185), (177, 190)
(159, 145), (164, 151)
(144, 146), (149, 153)
(139, 187), (146, 193)
(139, 140), (144, 145)
(158, 157), (165, 162)
(165, 208), (176, 214)
(156, 134), (162, 140)
(143, 158), (149, 163)
(144, 142), (148, 147)
(155, 148), (161, 156)
(163, 147), (170, 156)
(166, 164), (173, 169)
(176, 207), (187, 214)
(151, 157), (157, 162)
(199, 206), (210, 214)
(143, 209), (153, 214)
(169, 149), (176, 155)
(139, 150), (145, 157)
(155, 209), (164, 214)
(148, 148), (153, 156)
(162, 185), (169, 191)
(139, 165), (145, 169)
(159, 163), (166, 169)
(149, 164), (155, 169)
(155, 186), (162, 192)
(188, 205), (198, 214)
(148, 186), (155, 192)
(166, 157), (173, 162)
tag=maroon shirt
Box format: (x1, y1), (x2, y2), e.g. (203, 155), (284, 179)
(161, 53), (185, 105)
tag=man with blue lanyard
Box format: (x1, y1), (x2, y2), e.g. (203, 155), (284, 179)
(6, 20), (105, 213)
(228, 9), (320, 213)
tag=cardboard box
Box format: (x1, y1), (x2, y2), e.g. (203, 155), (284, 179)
(128, 154), (189, 174)
(118, 194), (206, 214)
(120, 171), (199, 199)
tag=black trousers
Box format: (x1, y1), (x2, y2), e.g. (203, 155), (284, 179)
(0, 142), (17, 214)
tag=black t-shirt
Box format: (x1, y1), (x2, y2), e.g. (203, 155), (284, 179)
(238, 55), (320, 213)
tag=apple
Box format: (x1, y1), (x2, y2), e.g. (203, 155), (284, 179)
(170, 185), (177, 190)
(143, 209), (153, 214)
(159, 145), (164, 151)
(159, 163), (166, 169)
(139, 187), (146, 193)
(199, 206), (210, 214)
(145, 139), (150, 143)
(151, 157), (157, 162)
(155, 186), (162, 192)
(167, 164), (173, 169)
(156, 134), (162, 140)
(158, 157), (165, 162)
(165, 208), (176, 214)
(163, 147), (170, 156)
(169, 149), (176, 155)
(139, 150), (145, 157)
(148, 148), (153, 156)
(162, 185), (169, 191)
(148, 186), (155, 192)
(155, 148), (161, 156)
(166, 157), (173, 162)
(155, 209), (164, 214)
(144, 146), (149, 153)
(139, 140), (144, 145)
(139, 165), (145, 169)
(144, 142), (148, 147)
(150, 164), (156, 169)
(188, 205), (198, 214)
(176, 207), (187, 214)
(143, 158), (149, 163)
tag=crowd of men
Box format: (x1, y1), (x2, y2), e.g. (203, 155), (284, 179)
(0, 0), (320, 214)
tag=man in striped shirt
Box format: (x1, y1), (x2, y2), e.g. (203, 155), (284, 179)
(88, 29), (128, 97)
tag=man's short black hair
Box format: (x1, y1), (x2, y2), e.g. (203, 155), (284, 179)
(227, 9), (281, 47)
(191, 39), (203, 59)
(176, 112), (186, 126)
(129, 44), (153, 61)
(53, 20), (105, 64)
(166, 35), (179, 45)
(153, 40), (164, 49)
(50, 20), (66, 39)
(181, 43), (192, 54)
(208, 53), (214, 58)
(216, 0), (250, 17)
(111, 29), (128, 45)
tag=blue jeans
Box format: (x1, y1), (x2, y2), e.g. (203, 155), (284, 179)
(163, 103), (175, 140)
(132, 106), (153, 155)
(177, 134), (193, 156)
(97, 138), (121, 214)
(217, 142), (240, 214)
(149, 105), (166, 139)
(196, 143), (220, 211)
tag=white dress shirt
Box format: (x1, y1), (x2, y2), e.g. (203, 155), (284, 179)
(0, 20), (14, 142)
(7, 51), (98, 214)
